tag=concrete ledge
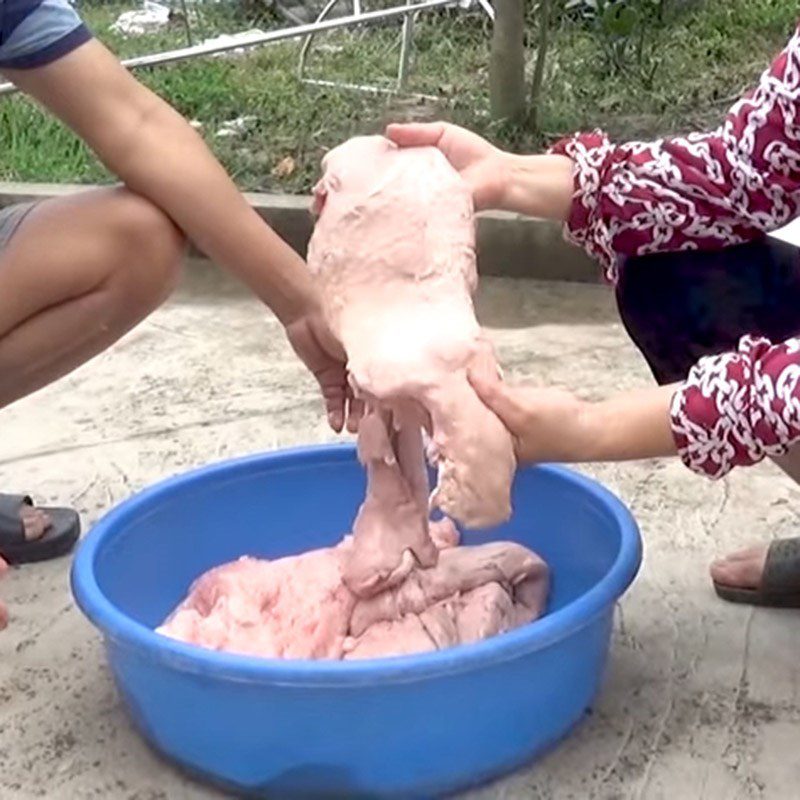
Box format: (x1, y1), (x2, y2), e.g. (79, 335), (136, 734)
(0, 182), (599, 283)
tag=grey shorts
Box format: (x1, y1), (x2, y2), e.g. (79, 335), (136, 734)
(0, 202), (39, 252)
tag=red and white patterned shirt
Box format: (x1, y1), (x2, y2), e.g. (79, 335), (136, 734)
(552, 24), (800, 477)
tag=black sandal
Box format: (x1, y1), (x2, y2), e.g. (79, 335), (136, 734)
(0, 494), (80, 565)
(713, 537), (800, 608)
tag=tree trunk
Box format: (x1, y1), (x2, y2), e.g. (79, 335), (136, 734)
(528, 0), (552, 133)
(489, 0), (526, 123)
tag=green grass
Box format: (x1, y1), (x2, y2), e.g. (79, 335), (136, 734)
(0, 0), (796, 192)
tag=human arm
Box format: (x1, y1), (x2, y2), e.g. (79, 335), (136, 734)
(467, 373), (677, 464)
(3, 37), (357, 430)
(384, 121), (575, 220)
(470, 333), (800, 479)
(387, 25), (800, 281)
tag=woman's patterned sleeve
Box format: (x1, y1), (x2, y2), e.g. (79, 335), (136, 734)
(550, 25), (800, 281)
(670, 336), (800, 478)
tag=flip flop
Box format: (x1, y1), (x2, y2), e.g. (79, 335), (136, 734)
(0, 494), (80, 565)
(713, 537), (800, 608)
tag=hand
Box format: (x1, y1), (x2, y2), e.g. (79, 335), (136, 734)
(385, 122), (507, 211)
(468, 370), (592, 464)
(470, 370), (679, 464)
(285, 309), (363, 433)
(386, 120), (575, 221)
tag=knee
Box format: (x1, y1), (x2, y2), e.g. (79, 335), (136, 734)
(104, 190), (186, 309)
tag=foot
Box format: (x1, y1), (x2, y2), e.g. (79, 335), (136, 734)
(0, 504), (51, 630)
(710, 544), (769, 590)
(0, 501), (50, 562)
(18, 504), (50, 541)
(0, 495), (80, 566)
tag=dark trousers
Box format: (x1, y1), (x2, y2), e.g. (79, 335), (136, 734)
(615, 237), (800, 385)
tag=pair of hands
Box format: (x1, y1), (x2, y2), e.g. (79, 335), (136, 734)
(290, 121), (577, 465)
(291, 302), (581, 464)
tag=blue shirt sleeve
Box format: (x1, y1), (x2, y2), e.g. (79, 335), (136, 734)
(0, 0), (92, 69)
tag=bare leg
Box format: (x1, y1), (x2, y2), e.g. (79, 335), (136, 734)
(0, 187), (185, 407)
(0, 188), (184, 625)
(709, 448), (800, 590)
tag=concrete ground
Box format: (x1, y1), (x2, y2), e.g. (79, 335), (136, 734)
(0, 263), (798, 800)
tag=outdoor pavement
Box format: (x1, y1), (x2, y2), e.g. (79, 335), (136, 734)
(0, 262), (798, 800)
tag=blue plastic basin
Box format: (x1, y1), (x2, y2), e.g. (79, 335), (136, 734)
(71, 444), (641, 799)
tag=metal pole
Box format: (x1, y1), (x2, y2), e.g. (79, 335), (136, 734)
(177, 0), (194, 46)
(297, 0), (343, 81)
(299, 77), (438, 101)
(0, 0), (455, 97)
(474, 0), (494, 20)
(397, 13), (414, 89)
